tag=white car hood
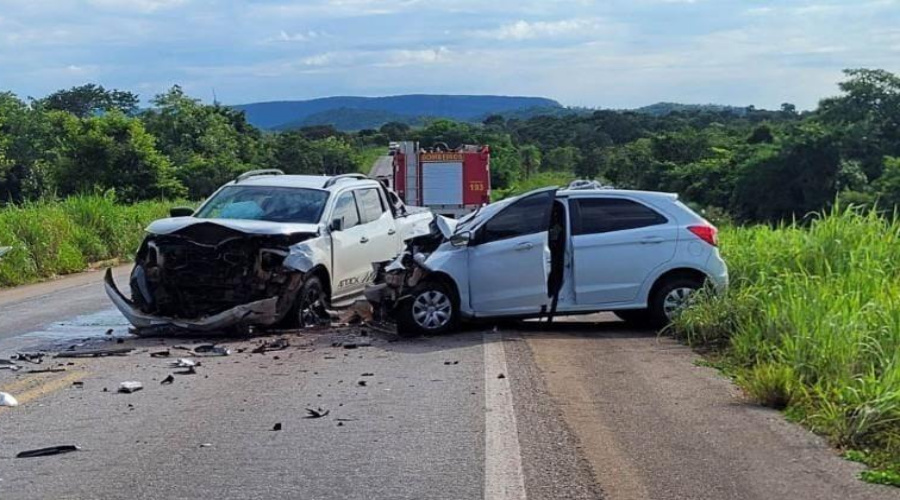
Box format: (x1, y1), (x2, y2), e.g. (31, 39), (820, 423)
(146, 217), (321, 236)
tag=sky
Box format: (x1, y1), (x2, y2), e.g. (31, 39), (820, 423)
(0, 0), (898, 109)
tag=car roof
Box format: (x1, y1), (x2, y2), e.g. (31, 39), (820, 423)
(557, 188), (679, 202)
(226, 174), (381, 192)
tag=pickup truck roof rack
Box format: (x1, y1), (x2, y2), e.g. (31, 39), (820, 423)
(322, 173), (370, 188)
(235, 169), (284, 183)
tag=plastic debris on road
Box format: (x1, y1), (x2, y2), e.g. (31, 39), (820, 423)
(1, 392), (19, 407)
(161, 375), (175, 385)
(305, 407), (330, 419)
(192, 344), (231, 356)
(172, 358), (196, 368)
(118, 381), (143, 393)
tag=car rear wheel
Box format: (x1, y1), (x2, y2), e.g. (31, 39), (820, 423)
(649, 277), (703, 327)
(396, 281), (458, 337)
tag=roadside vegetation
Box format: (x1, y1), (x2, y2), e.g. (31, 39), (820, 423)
(0, 194), (170, 287)
(672, 208), (900, 485)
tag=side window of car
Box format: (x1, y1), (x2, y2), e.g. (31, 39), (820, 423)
(480, 191), (554, 244)
(354, 188), (385, 224)
(571, 198), (667, 235)
(332, 192), (360, 230)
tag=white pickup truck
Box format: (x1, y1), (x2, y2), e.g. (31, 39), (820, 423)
(105, 171), (433, 332)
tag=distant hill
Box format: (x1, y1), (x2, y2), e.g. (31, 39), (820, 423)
(232, 94), (562, 130)
(273, 107), (426, 132)
(635, 102), (749, 117)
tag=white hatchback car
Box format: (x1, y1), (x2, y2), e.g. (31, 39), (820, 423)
(367, 184), (728, 335)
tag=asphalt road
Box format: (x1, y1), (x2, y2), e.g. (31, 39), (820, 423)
(0, 269), (896, 499)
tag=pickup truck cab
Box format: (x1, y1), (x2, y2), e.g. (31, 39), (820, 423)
(105, 171), (433, 332)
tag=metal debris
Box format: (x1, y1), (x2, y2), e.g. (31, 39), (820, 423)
(150, 350), (171, 358)
(305, 407), (330, 419)
(118, 381), (143, 393)
(160, 375), (175, 385)
(56, 347), (133, 358)
(252, 338), (289, 354)
(272, 423), (282, 431)
(192, 344), (231, 356)
(1, 392), (19, 407)
(26, 368), (67, 374)
(16, 445), (80, 458)
(12, 352), (44, 364)
(358, 380), (367, 387)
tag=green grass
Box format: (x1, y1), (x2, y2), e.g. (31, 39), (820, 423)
(0, 194), (172, 287)
(671, 206), (900, 484)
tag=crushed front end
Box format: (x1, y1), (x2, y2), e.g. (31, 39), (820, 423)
(106, 222), (314, 332)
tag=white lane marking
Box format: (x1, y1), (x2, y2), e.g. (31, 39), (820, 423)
(484, 332), (527, 500)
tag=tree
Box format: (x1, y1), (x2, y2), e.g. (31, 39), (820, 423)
(51, 111), (184, 201)
(575, 147), (606, 179)
(518, 145), (541, 178)
(543, 146), (580, 171)
(40, 84), (139, 118)
(379, 121), (411, 140)
(875, 156), (900, 209)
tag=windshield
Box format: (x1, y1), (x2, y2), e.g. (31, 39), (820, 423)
(194, 186), (329, 224)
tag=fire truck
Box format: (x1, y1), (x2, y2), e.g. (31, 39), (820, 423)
(389, 141), (491, 218)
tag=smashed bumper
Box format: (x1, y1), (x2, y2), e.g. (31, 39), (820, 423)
(104, 268), (280, 331)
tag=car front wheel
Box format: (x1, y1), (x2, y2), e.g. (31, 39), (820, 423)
(396, 281), (458, 337)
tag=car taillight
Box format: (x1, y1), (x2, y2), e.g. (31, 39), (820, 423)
(688, 224), (718, 247)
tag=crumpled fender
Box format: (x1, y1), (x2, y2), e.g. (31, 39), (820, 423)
(283, 235), (331, 273)
(104, 269), (280, 331)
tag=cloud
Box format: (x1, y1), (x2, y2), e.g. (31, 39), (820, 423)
(474, 18), (606, 40)
(264, 30), (324, 43)
(87, 0), (188, 13)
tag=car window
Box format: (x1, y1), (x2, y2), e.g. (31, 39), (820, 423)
(480, 191), (553, 244)
(194, 186), (329, 223)
(354, 188), (385, 224)
(332, 191), (360, 230)
(571, 198), (667, 235)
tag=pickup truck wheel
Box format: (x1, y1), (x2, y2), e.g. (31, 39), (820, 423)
(296, 276), (329, 327)
(396, 281), (458, 337)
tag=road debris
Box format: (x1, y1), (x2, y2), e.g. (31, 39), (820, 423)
(272, 423), (282, 431)
(105, 328), (114, 335)
(172, 358), (197, 368)
(0, 359), (21, 371)
(444, 361), (459, 365)
(16, 445), (80, 458)
(361, 372), (374, 377)
(1, 392), (19, 407)
(72, 381), (84, 388)
(26, 367), (67, 374)
(358, 380), (367, 387)
(118, 381), (143, 393)
(192, 344), (231, 356)
(305, 407), (330, 419)
(56, 347), (133, 358)
(252, 338), (289, 354)
(12, 352), (44, 364)
(150, 350), (171, 358)
(174, 367), (197, 375)
(200, 443), (213, 448)
(160, 375), (175, 385)
(498, 373), (506, 379)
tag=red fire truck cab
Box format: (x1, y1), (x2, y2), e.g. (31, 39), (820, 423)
(391, 142), (491, 218)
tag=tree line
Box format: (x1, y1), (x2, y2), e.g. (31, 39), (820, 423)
(2, 69), (899, 223)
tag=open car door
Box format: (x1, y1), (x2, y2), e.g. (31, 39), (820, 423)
(468, 188), (557, 315)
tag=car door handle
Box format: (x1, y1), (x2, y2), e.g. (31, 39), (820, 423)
(387, 229), (396, 235)
(515, 242), (534, 251)
(360, 237), (369, 244)
(640, 236), (664, 244)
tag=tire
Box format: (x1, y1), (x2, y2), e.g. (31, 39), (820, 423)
(648, 277), (703, 328)
(294, 276), (329, 327)
(613, 309), (653, 328)
(396, 280), (458, 337)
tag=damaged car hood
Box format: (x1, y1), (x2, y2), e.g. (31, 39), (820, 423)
(146, 217), (322, 237)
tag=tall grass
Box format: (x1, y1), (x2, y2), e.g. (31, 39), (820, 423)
(673, 206), (900, 480)
(0, 194), (172, 287)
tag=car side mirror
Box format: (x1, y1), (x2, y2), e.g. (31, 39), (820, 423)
(330, 218), (344, 232)
(450, 231), (472, 247)
(170, 207), (194, 217)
